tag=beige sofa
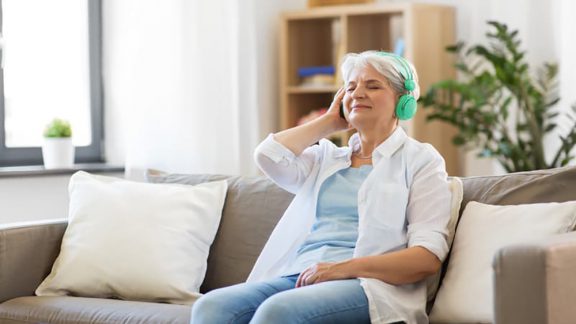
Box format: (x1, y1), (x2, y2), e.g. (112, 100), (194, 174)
(1, 166), (575, 324)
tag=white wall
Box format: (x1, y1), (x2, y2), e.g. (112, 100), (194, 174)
(252, 0), (307, 141)
(0, 176), (70, 224)
(0, 172), (123, 224)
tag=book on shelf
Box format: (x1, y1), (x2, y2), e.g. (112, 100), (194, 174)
(301, 74), (335, 87)
(298, 66), (336, 87)
(298, 66), (335, 77)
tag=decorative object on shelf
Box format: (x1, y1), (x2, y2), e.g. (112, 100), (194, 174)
(308, 0), (374, 8)
(297, 108), (328, 126)
(421, 21), (576, 173)
(42, 118), (74, 169)
(393, 38), (405, 56)
(297, 108), (345, 146)
(298, 66), (336, 87)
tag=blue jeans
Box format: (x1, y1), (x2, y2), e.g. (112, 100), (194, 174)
(190, 274), (370, 324)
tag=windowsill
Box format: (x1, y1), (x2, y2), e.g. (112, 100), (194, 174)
(0, 163), (124, 178)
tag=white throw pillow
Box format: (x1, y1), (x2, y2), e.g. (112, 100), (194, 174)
(36, 171), (227, 305)
(430, 200), (576, 323)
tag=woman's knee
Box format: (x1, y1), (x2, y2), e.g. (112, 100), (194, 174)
(250, 294), (299, 324)
(190, 290), (252, 324)
(190, 293), (222, 323)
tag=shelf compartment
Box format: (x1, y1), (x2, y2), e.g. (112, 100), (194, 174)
(283, 93), (334, 129)
(286, 18), (339, 87)
(346, 13), (403, 54)
(287, 85), (340, 94)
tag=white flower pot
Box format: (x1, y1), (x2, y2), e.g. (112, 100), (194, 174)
(42, 138), (75, 169)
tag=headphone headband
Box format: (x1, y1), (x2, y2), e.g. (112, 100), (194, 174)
(375, 51), (414, 92)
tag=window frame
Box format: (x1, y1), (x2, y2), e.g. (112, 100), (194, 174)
(0, 0), (103, 167)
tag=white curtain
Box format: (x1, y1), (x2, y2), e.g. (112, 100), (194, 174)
(103, 0), (306, 179)
(554, 0), (576, 159)
(104, 0), (252, 179)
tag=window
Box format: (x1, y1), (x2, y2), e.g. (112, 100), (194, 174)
(0, 0), (102, 166)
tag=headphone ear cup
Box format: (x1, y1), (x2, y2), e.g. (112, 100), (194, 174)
(396, 94), (417, 120)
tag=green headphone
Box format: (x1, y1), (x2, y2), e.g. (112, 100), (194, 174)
(376, 51), (417, 120)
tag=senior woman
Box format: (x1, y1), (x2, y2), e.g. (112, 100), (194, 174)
(191, 50), (451, 324)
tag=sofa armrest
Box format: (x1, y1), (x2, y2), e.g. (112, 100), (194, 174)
(493, 231), (576, 324)
(0, 219), (67, 303)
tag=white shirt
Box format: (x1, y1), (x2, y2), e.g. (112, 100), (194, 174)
(248, 126), (451, 324)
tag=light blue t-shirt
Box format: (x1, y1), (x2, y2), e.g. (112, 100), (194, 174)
(285, 164), (372, 275)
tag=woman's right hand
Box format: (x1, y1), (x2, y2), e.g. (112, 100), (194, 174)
(323, 87), (352, 134)
(272, 87), (352, 156)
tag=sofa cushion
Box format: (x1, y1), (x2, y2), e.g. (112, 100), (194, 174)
(0, 296), (190, 324)
(146, 171), (295, 293)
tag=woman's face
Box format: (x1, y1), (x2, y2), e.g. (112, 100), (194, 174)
(342, 64), (398, 131)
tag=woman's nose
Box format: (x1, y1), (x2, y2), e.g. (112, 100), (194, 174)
(351, 86), (366, 98)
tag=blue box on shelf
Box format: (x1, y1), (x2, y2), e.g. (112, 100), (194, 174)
(297, 66), (335, 77)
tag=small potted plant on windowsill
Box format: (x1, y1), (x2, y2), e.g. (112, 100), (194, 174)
(42, 118), (74, 169)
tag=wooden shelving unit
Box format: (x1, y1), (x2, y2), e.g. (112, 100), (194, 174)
(279, 3), (461, 175)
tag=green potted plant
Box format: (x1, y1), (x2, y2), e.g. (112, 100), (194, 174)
(420, 21), (576, 173)
(42, 118), (74, 169)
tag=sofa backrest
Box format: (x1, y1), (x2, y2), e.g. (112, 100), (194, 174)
(431, 166), (576, 302)
(148, 166), (576, 294)
(460, 166), (576, 212)
(146, 173), (294, 293)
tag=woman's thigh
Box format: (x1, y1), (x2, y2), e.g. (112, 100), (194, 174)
(251, 279), (370, 324)
(190, 276), (296, 324)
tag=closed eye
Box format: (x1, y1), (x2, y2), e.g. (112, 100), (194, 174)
(366, 81), (383, 89)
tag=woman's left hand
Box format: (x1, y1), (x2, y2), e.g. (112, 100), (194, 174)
(295, 262), (353, 288)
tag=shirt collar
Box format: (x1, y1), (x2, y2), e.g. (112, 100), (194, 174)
(346, 126), (408, 159)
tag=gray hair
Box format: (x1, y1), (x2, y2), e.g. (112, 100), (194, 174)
(340, 50), (420, 100)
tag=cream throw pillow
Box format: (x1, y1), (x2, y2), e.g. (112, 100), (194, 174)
(430, 200), (576, 323)
(36, 171), (227, 305)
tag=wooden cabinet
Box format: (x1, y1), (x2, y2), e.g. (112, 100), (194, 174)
(279, 3), (461, 175)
